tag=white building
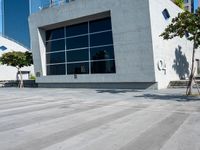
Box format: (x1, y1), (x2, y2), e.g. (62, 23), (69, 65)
(29, 0), (200, 89)
(0, 35), (34, 80)
(184, 0), (195, 12)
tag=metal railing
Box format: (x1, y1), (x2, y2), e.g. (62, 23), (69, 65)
(30, 0), (72, 13)
(39, 0), (70, 10)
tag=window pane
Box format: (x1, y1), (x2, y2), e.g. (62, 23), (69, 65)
(46, 52), (65, 64)
(67, 62), (89, 74)
(90, 46), (114, 60)
(46, 27), (64, 41)
(66, 22), (88, 37)
(67, 49), (89, 62)
(90, 31), (113, 47)
(90, 17), (112, 33)
(91, 60), (116, 74)
(162, 9), (170, 20)
(46, 39), (65, 52)
(66, 35), (88, 49)
(47, 64), (66, 75)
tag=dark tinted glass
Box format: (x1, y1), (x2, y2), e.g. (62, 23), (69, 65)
(67, 49), (89, 62)
(66, 22), (88, 37)
(66, 35), (88, 49)
(162, 9), (170, 20)
(90, 46), (114, 60)
(91, 60), (116, 74)
(90, 31), (113, 47)
(46, 39), (65, 52)
(67, 62), (89, 74)
(47, 64), (66, 75)
(46, 52), (65, 64)
(46, 27), (65, 41)
(90, 17), (112, 33)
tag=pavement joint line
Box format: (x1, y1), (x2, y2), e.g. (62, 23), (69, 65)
(0, 100), (71, 111)
(0, 100), (117, 118)
(0, 101), (59, 110)
(0, 100), (122, 119)
(0, 101), (74, 118)
(60, 106), (176, 150)
(0, 88), (199, 150)
(160, 113), (200, 150)
(0, 98), (77, 108)
(0, 97), (73, 105)
(135, 108), (200, 115)
(158, 114), (192, 150)
(119, 112), (190, 150)
(0, 101), (123, 132)
(0, 96), (42, 102)
(79, 105), (189, 150)
(0, 100), (42, 105)
(10, 106), (144, 150)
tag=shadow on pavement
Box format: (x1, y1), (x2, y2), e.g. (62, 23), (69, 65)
(96, 89), (142, 94)
(135, 94), (200, 102)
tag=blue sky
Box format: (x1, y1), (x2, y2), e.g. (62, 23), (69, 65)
(194, 0), (199, 11)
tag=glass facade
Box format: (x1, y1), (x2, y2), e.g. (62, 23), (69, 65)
(2, 0), (30, 48)
(46, 17), (116, 75)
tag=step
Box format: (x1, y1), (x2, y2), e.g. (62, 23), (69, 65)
(168, 80), (200, 88)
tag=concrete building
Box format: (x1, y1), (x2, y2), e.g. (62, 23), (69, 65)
(0, 35), (34, 80)
(29, 0), (200, 89)
(184, 0), (195, 12)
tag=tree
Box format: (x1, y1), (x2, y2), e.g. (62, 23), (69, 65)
(173, 0), (184, 10)
(160, 8), (200, 95)
(0, 51), (33, 88)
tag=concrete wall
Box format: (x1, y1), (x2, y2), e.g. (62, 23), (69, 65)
(29, 0), (156, 87)
(29, 0), (200, 89)
(0, 36), (34, 80)
(149, 0), (200, 89)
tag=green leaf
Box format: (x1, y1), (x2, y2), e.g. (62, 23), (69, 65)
(0, 51), (33, 69)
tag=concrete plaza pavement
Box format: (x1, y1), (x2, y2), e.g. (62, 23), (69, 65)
(0, 88), (199, 150)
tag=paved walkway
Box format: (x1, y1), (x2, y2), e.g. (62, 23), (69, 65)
(0, 88), (199, 150)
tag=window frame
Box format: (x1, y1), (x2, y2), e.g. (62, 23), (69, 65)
(45, 17), (116, 76)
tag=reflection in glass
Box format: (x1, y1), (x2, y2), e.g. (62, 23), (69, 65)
(90, 46), (114, 60)
(46, 39), (65, 52)
(90, 31), (113, 47)
(46, 52), (65, 64)
(67, 49), (89, 62)
(90, 17), (112, 33)
(45, 17), (116, 75)
(47, 64), (66, 75)
(46, 27), (64, 41)
(67, 62), (89, 74)
(66, 35), (88, 49)
(91, 60), (116, 74)
(66, 22), (88, 37)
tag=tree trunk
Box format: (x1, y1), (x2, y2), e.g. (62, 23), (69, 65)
(186, 40), (196, 96)
(18, 68), (24, 88)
